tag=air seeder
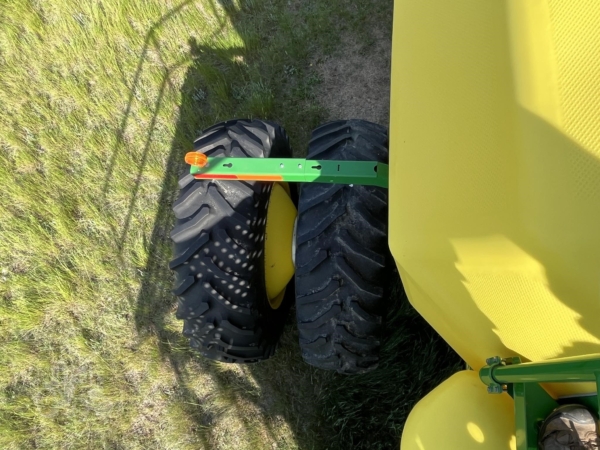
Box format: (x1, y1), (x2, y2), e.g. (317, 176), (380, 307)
(169, 1), (600, 448)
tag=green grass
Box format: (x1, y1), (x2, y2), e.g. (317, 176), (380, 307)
(0, 0), (460, 448)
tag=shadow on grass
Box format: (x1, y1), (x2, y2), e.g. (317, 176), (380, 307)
(122, 1), (460, 449)
(119, 2), (328, 448)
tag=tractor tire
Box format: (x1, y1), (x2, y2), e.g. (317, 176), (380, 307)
(295, 120), (389, 374)
(169, 119), (295, 362)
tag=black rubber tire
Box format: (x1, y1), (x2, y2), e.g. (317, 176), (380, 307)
(170, 119), (295, 362)
(295, 120), (389, 374)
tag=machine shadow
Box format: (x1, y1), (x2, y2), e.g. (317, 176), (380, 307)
(129, 3), (328, 448)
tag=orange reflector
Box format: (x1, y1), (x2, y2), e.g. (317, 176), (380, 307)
(185, 152), (208, 167)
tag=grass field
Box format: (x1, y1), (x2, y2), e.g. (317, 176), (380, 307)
(0, 1), (461, 448)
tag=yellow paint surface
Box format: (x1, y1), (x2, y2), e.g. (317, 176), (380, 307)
(264, 183), (296, 308)
(389, 0), (600, 398)
(401, 371), (515, 450)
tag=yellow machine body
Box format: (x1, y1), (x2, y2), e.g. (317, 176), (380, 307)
(403, 371), (516, 450)
(388, 0), (600, 448)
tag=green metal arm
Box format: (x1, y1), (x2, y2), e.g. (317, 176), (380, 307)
(480, 355), (600, 450)
(189, 157), (389, 188)
(481, 355), (600, 386)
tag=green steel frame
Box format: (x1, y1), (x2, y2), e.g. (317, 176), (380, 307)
(480, 355), (600, 449)
(189, 157), (389, 188)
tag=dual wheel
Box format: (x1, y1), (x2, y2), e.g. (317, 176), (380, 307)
(170, 119), (388, 374)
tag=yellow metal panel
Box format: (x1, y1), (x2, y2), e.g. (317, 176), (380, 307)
(389, 0), (600, 397)
(401, 371), (516, 450)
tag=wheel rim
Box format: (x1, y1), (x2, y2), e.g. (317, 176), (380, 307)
(264, 182), (297, 309)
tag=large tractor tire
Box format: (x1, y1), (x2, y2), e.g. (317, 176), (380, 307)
(170, 119), (296, 362)
(295, 120), (389, 374)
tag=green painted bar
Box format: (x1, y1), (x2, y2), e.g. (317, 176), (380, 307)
(481, 356), (600, 450)
(189, 157), (389, 188)
(513, 383), (558, 450)
(596, 372), (600, 414)
(480, 355), (600, 385)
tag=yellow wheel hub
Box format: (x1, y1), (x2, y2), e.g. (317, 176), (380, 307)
(264, 182), (297, 309)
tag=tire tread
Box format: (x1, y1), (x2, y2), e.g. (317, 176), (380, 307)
(170, 119), (292, 363)
(295, 119), (389, 374)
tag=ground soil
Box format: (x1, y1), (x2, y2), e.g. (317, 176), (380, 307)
(314, 30), (392, 127)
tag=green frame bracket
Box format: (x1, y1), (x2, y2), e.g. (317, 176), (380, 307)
(480, 354), (600, 450)
(480, 356), (522, 394)
(513, 382), (558, 450)
(189, 157), (389, 188)
(480, 356), (600, 386)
